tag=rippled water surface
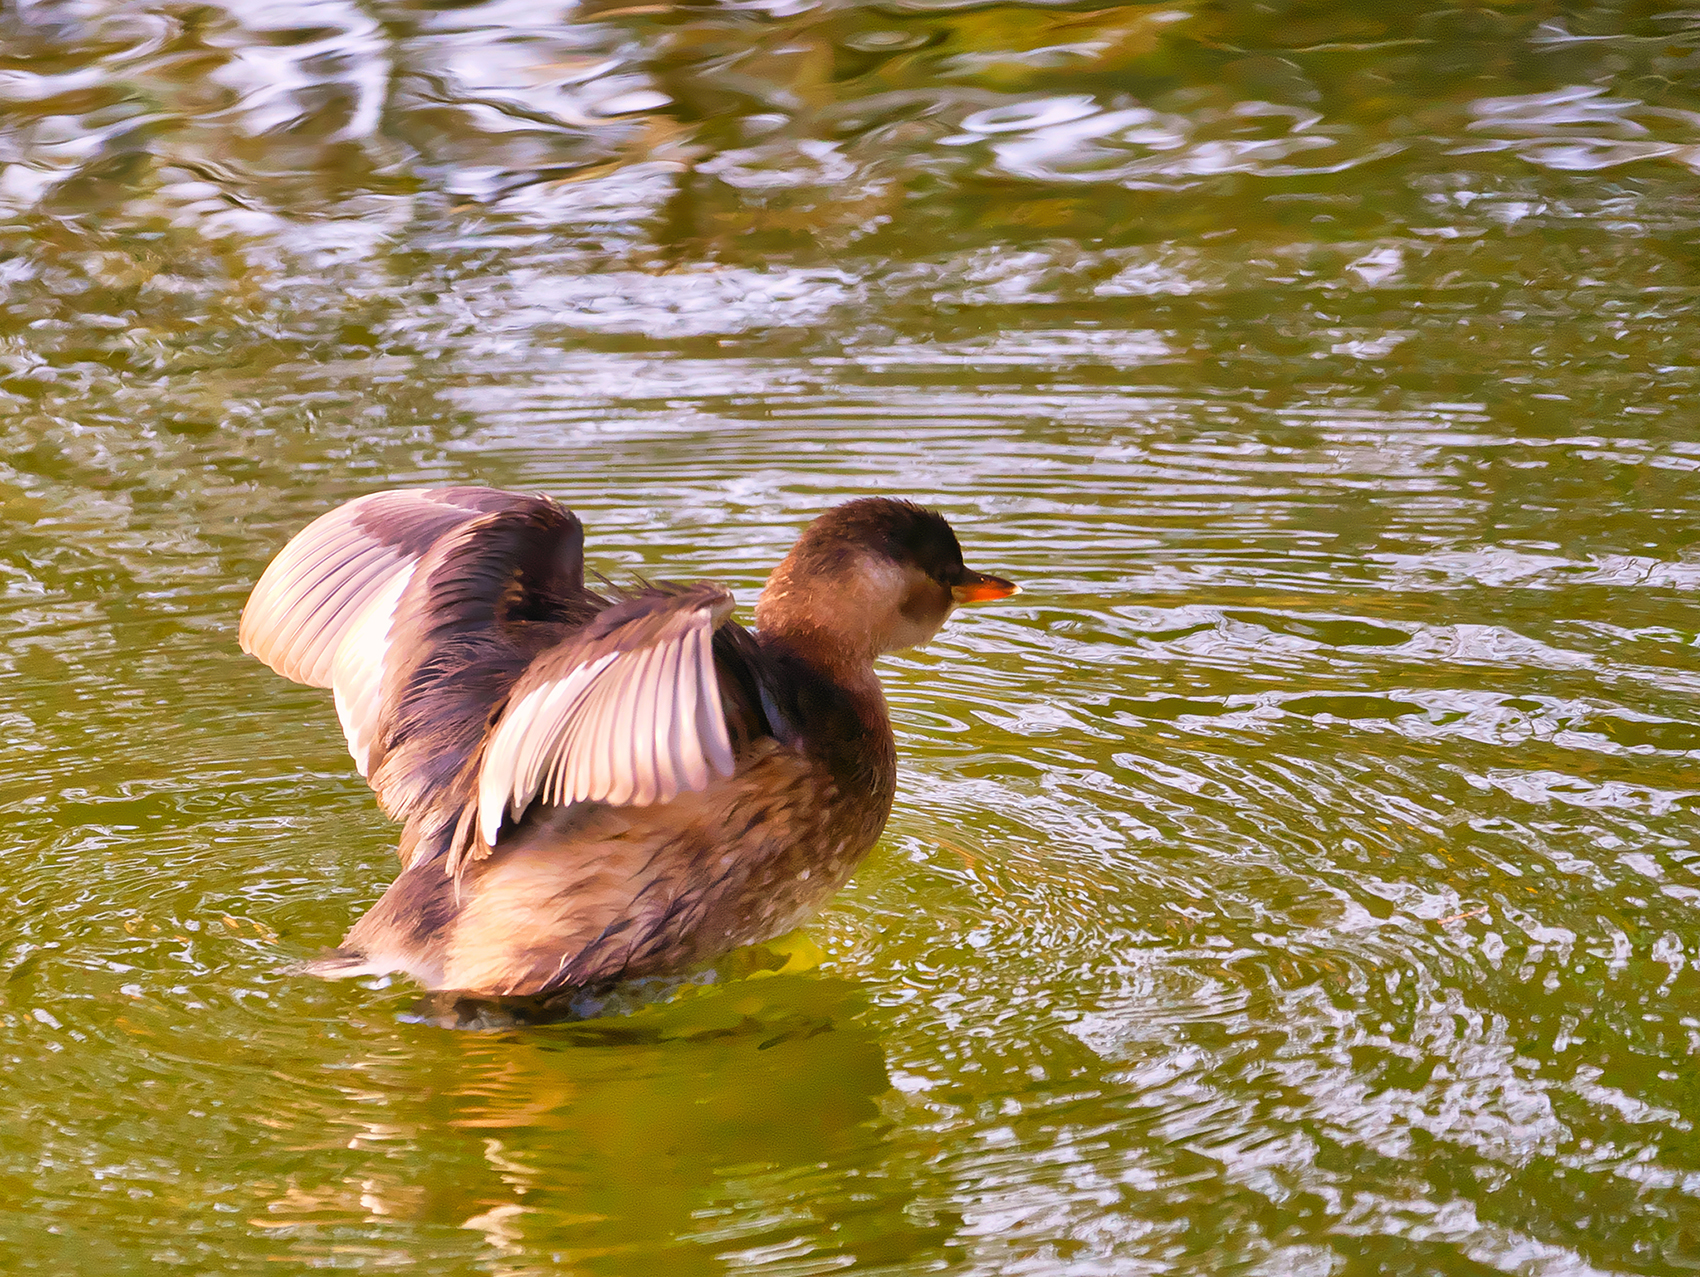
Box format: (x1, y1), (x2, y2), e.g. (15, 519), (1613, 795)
(7, 1), (1700, 1272)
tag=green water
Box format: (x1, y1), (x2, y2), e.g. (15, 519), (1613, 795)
(6, 1), (1700, 1271)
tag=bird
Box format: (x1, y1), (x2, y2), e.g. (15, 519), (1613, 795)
(238, 487), (1018, 999)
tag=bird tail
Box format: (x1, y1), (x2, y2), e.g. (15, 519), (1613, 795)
(291, 948), (389, 980)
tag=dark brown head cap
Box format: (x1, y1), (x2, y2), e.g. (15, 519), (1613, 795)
(787, 497), (969, 585)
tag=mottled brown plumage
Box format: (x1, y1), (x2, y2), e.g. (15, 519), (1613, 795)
(240, 488), (1017, 998)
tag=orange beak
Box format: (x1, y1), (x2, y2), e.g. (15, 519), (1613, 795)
(951, 572), (1020, 604)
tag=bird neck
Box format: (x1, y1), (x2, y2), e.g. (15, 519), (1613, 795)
(753, 562), (885, 673)
(753, 625), (895, 809)
(753, 617), (883, 702)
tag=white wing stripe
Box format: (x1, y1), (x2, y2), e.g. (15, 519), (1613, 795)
(289, 551), (403, 686)
(628, 643), (663, 806)
(256, 529), (377, 663)
(477, 653), (616, 845)
(607, 645), (651, 805)
(473, 601), (737, 848)
(674, 626), (706, 791)
(534, 682), (572, 807)
(590, 672), (622, 800)
(650, 638), (681, 802)
(242, 515), (414, 689)
(664, 640), (691, 794)
(569, 674), (610, 800)
(529, 679), (579, 807)
(623, 648), (657, 803)
(328, 562), (417, 776)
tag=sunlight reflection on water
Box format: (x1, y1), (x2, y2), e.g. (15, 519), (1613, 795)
(4, 0), (1700, 1273)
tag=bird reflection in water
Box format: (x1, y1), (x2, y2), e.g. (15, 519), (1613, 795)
(413, 975), (953, 1269)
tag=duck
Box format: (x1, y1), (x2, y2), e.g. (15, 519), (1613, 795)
(239, 487), (1018, 998)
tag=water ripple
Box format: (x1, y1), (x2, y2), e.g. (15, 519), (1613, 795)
(5, 1), (1700, 1272)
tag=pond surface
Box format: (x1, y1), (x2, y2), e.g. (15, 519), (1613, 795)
(6, 0), (1700, 1272)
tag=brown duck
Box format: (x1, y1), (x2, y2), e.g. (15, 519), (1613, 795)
(240, 488), (1017, 998)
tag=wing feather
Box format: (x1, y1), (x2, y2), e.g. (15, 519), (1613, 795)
(241, 486), (585, 790)
(673, 624), (707, 791)
(648, 638), (682, 802)
(696, 626), (736, 777)
(287, 556), (396, 682)
(250, 534), (401, 688)
(604, 644), (651, 806)
(583, 669), (621, 801)
(475, 586), (738, 848)
(664, 641), (693, 794)
(329, 563), (416, 776)
(626, 644), (664, 806)
(281, 536), (397, 658)
(245, 499), (414, 688)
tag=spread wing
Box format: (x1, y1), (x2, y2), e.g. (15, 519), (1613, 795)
(475, 583), (739, 848)
(239, 486), (582, 777)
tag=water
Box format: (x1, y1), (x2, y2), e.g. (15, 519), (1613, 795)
(5, 0), (1700, 1271)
